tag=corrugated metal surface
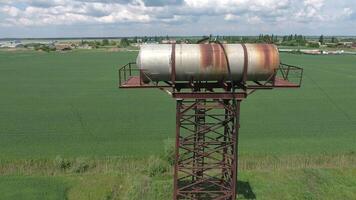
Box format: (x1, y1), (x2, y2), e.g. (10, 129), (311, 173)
(137, 43), (279, 82)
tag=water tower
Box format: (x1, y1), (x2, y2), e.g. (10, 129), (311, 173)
(118, 41), (303, 200)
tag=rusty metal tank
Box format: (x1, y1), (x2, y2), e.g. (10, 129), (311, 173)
(136, 43), (279, 83)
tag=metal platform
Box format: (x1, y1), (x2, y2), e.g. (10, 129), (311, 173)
(274, 77), (300, 87)
(118, 62), (303, 93)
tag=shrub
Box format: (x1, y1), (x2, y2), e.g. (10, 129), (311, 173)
(147, 156), (169, 177)
(71, 157), (90, 173)
(54, 155), (71, 170)
(163, 138), (175, 165)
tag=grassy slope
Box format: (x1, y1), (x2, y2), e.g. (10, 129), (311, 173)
(0, 50), (356, 199)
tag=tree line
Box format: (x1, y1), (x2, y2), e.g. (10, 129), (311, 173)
(78, 34), (346, 49)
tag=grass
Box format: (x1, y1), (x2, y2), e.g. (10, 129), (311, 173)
(0, 176), (68, 200)
(0, 154), (355, 199)
(0, 50), (356, 199)
(0, 51), (355, 158)
(239, 168), (356, 200)
(0, 50), (174, 159)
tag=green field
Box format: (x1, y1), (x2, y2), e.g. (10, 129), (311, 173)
(0, 50), (356, 199)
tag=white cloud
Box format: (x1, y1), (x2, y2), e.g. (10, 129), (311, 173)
(247, 15), (262, 24)
(0, 1), (158, 26)
(304, 0), (324, 9)
(224, 14), (240, 21)
(0, 0), (355, 36)
(343, 8), (353, 17)
(1, 5), (20, 17)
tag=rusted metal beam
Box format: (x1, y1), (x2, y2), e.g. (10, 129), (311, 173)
(172, 92), (246, 100)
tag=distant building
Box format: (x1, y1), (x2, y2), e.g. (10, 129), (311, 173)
(338, 42), (353, 48)
(144, 41), (159, 44)
(15, 44), (25, 48)
(325, 43), (338, 48)
(1, 41), (22, 48)
(352, 43), (356, 49)
(307, 41), (321, 47)
(161, 39), (176, 44)
(301, 49), (321, 55)
(55, 43), (73, 51)
(77, 43), (92, 49)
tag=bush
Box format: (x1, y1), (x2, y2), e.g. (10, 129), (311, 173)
(163, 138), (175, 165)
(147, 156), (169, 177)
(71, 157), (90, 173)
(54, 155), (71, 170)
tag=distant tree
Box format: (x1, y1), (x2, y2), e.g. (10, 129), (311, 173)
(273, 35), (279, 43)
(110, 40), (117, 46)
(288, 34), (293, 41)
(119, 38), (130, 48)
(331, 36), (338, 43)
(262, 34), (272, 43)
(319, 35), (324, 45)
(102, 39), (109, 46)
(133, 36), (138, 43)
(295, 35), (306, 46)
(282, 36), (288, 42)
(242, 37), (249, 43)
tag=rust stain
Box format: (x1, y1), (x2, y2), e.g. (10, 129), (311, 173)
(199, 44), (227, 73)
(255, 44), (279, 71)
(200, 44), (213, 69)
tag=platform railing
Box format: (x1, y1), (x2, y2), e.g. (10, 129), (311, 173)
(118, 62), (137, 87)
(278, 63), (304, 87)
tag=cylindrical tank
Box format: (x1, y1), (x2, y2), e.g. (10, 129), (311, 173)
(136, 43), (279, 83)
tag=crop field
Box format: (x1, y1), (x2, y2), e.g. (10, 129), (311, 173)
(0, 49), (356, 199)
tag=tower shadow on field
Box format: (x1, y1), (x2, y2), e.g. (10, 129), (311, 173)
(237, 181), (256, 199)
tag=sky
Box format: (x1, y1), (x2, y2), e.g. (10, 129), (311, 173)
(0, 0), (355, 38)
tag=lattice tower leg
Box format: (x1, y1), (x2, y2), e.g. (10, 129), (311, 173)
(173, 99), (241, 200)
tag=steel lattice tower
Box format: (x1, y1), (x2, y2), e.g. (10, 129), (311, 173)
(118, 42), (303, 200)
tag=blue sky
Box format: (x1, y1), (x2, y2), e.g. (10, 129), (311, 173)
(0, 0), (355, 38)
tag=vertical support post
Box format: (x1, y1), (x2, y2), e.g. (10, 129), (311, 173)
(231, 100), (240, 199)
(174, 99), (241, 200)
(193, 99), (206, 182)
(174, 99), (182, 200)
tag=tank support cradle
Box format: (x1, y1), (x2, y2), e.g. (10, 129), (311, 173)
(174, 99), (241, 200)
